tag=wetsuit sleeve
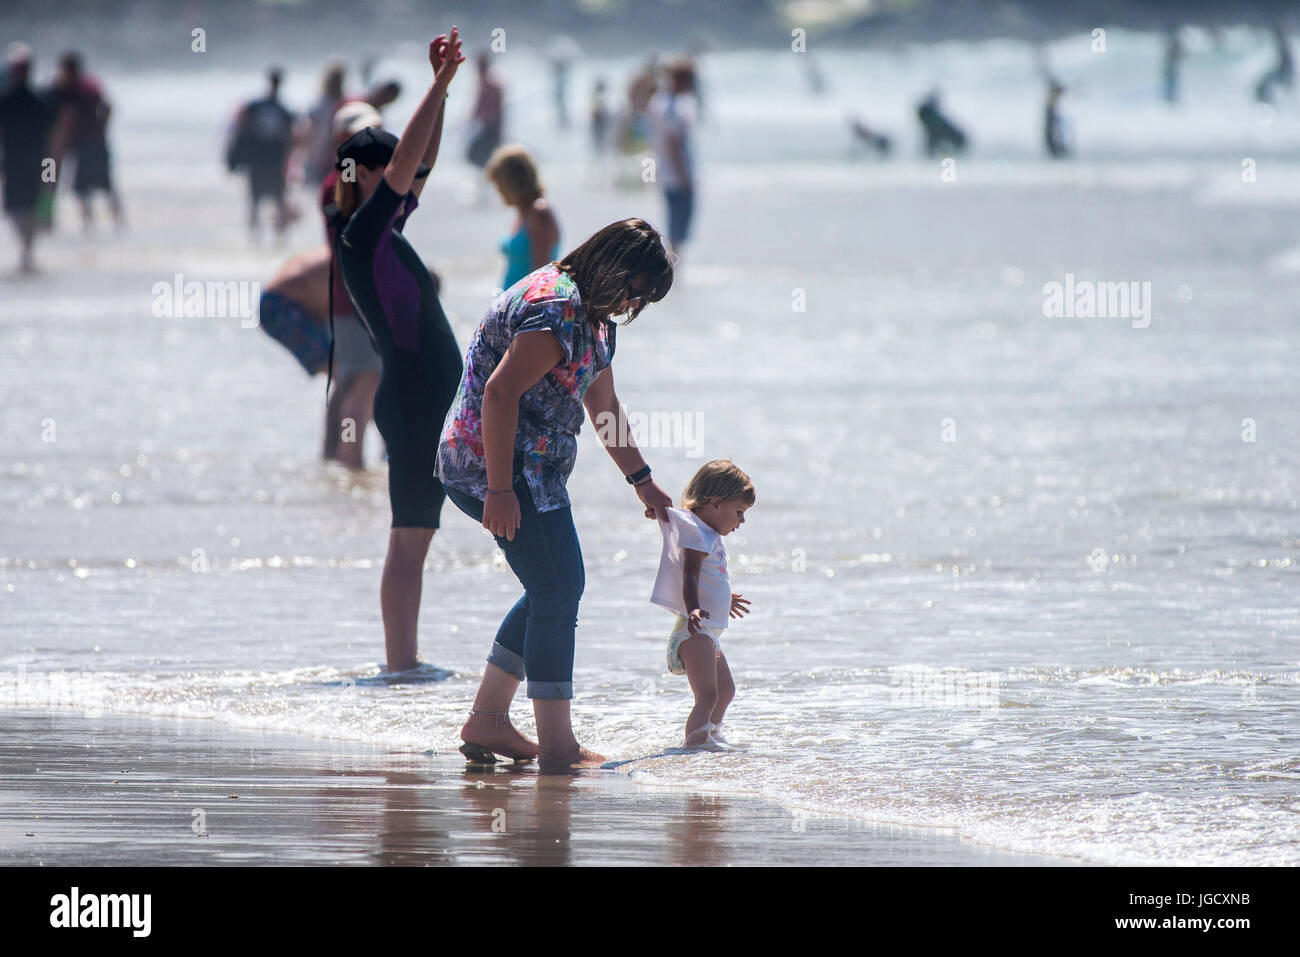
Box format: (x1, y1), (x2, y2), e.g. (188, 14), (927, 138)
(339, 177), (406, 259)
(512, 296), (580, 364)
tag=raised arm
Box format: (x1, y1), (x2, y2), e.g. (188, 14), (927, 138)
(409, 101), (446, 201)
(384, 27), (464, 198)
(582, 366), (672, 522)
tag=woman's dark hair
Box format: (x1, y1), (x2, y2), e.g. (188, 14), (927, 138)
(556, 218), (673, 324)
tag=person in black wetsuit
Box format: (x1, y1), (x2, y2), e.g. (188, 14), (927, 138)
(0, 44), (54, 272)
(1044, 80), (1069, 159)
(916, 90), (967, 157)
(333, 27), (465, 675)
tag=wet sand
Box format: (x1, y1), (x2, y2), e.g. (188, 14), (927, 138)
(0, 710), (1075, 866)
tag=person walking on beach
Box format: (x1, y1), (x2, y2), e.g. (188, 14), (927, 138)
(465, 52), (504, 172)
(649, 57), (698, 258)
(1162, 27), (1184, 105)
(334, 28), (465, 675)
(650, 460), (754, 749)
(0, 43), (54, 272)
(916, 90), (967, 157)
(619, 57), (658, 156)
(227, 67), (298, 240)
(49, 51), (124, 231)
(1256, 22), (1294, 105)
(485, 144), (559, 291)
(1044, 80), (1069, 159)
(436, 219), (675, 772)
(301, 58), (348, 185)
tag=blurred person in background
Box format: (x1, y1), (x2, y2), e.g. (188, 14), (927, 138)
(50, 50), (124, 231)
(319, 101), (387, 470)
(618, 54), (658, 170)
(486, 144), (560, 291)
(587, 77), (613, 187)
(1044, 79), (1069, 159)
(590, 78), (610, 153)
(0, 43), (54, 272)
(366, 78), (402, 116)
(849, 115), (892, 156)
(649, 57), (697, 258)
(466, 51), (504, 172)
(1163, 26), (1184, 104)
(302, 58), (347, 185)
(547, 36), (579, 130)
(916, 89), (967, 156)
(255, 100), (394, 472)
(1255, 21), (1294, 104)
(226, 66), (299, 241)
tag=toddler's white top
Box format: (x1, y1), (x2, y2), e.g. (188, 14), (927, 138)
(650, 507), (731, 627)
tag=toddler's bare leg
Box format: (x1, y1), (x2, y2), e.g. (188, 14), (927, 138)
(679, 636), (718, 746)
(710, 653), (734, 727)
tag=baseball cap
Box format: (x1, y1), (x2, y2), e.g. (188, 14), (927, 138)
(335, 127), (430, 178)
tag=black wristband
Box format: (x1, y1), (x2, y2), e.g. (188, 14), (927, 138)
(625, 465), (652, 486)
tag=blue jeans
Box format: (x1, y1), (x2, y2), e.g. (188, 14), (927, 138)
(445, 481), (584, 699)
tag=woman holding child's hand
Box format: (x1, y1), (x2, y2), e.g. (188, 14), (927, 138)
(437, 219), (675, 772)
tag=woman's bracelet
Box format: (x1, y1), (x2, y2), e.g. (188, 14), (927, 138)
(486, 487), (513, 496)
(625, 464), (652, 486)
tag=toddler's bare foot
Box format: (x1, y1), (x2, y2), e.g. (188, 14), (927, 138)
(460, 712), (539, 761)
(682, 724), (725, 750)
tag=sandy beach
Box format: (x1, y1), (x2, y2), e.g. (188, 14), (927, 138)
(2, 1), (1298, 871)
(0, 710), (1074, 866)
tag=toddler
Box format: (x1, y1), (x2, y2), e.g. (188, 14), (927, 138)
(650, 460), (754, 748)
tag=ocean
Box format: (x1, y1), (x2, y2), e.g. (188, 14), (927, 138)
(2, 26), (1298, 865)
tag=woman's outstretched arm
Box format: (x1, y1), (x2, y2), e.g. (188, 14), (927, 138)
(583, 367), (673, 522)
(384, 26), (464, 197)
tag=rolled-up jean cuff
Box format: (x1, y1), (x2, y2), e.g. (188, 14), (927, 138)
(487, 642), (526, 681)
(526, 680), (573, 700)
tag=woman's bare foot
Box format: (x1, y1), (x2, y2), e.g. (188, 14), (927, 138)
(537, 744), (606, 774)
(461, 712), (539, 760)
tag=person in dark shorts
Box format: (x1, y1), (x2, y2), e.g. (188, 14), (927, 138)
(227, 67), (297, 240)
(333, 27), (465, 674)
(466, 52), (504, 174)
(50, 51), (123, 230)
(0, 44), (53, 272)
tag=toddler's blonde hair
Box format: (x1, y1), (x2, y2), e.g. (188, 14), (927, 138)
(681, 460), (755, 511)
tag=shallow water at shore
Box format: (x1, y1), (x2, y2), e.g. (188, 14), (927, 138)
(3, 31), (1299, 866)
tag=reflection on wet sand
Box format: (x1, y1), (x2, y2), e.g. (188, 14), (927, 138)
(0, 712), (1070, 866)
